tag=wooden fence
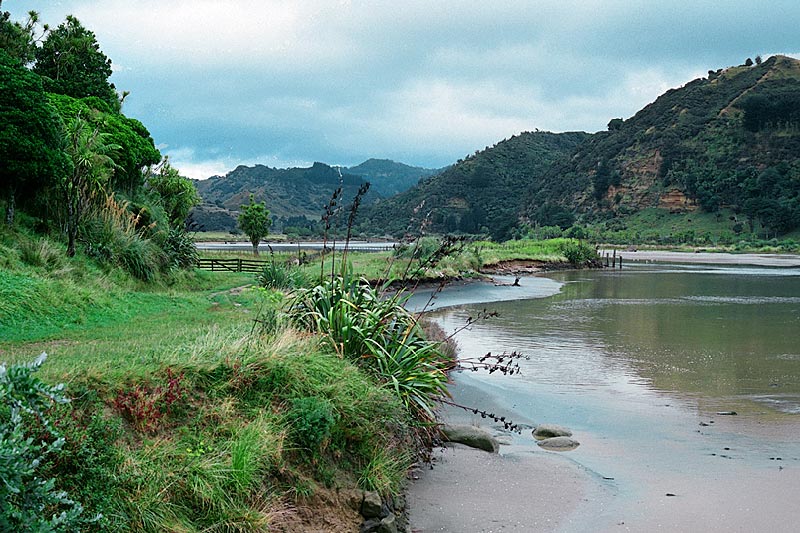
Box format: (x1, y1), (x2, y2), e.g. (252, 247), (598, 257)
(196, 258), (266, 273)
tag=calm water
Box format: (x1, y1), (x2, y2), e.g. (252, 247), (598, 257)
(426, 263), (800, 530)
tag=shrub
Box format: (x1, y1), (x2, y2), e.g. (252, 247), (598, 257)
(0, 353), (97, 530)
(159, 227), (198, 270)
(287, 396), (337, 453)
(559, 240), (598, 266)
(287, 276), (449, 423)
(258, 259), (307, 290)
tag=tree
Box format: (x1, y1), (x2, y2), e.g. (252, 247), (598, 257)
(33, 15), (119, 112)
(238, 194), (271, 255)
(146, 158), (201, 228)
(607, 118), (623, 131)
(47, 93), (161, 192)
(0, 2), (44, 64)
(62, 113), (119, 256)
(0, 49), (68, 225)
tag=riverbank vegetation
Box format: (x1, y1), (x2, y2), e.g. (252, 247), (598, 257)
(3, 205), (588, 530)
(1, 223), (422, 530)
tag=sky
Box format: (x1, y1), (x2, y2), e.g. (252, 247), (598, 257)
(7, 1), (800, 180)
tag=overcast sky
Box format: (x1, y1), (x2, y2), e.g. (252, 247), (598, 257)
(8, 1), (800, 179)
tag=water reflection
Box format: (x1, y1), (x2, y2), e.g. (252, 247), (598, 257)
(437, 264), (800, 416)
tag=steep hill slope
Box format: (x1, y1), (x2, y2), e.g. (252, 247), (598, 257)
(522, 55), (800, 237)
(359, 131), (589, 240)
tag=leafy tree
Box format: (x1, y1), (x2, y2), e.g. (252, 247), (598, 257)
(62, 113), (120, 256)
(146, 158), (201, 228)
(607, 118), (623, 131)
(0, 49), (68, 225)
(0, 2), (44, 64)
(47, 93), (161, 193)
(33, 15), (119, 112)
(238, 194), (271, 255)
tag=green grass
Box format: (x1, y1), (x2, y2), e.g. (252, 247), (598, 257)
(1, 226), (417, 532)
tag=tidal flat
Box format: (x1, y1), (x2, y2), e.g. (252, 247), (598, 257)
(408, 258), (800, 532)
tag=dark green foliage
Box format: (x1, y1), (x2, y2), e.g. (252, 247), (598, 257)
(47, 93), (161, 194)
(740, 80), (800, 132)
(40, 397), (122, 532)
(33, 15), (119, 112)
(0, 4), (40, 64)
(160, 227), (198, 270)
(0, 49), (69, 225)
(146, 160), (201, 227)
(0, 354), (96, 531)
(287, 396), (337, 452)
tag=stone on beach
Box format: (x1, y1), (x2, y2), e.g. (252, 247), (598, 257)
(532, 423), (573, 440)
(537, 436), (580, 451)
(441, 424), (500, 453)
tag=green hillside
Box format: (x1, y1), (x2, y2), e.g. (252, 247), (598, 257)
(523, 55), (800, 240)
(358, 131), (589, 240)
(191, 162), (378, 232)
(358, 55), (800, 245)
(190, 159), (441, 233)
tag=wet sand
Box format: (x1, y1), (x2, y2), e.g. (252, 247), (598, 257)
(406, 378), (612, 533)
(408, 375), (800, 533)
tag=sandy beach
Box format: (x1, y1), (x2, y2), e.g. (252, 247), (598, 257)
(407, 256), (800, 532)
(406, 378), (609, 532)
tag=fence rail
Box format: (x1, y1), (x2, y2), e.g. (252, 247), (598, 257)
(196, 258), (266, 273)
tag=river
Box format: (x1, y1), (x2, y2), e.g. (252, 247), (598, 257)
(410, 262), (800, 531)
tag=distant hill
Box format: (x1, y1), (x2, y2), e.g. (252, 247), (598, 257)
(362, 55), (800, 242)
(358, 131), (589, 240)
(192, 56), (800, 241)
(190, 159), (438, 233)
(191, 162), (378, 232)
(344, 158), (442, 197)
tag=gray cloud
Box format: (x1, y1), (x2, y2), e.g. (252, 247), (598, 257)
(11, 1), (800, 178)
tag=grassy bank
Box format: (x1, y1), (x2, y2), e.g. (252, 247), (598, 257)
(1, 227), (419, 532)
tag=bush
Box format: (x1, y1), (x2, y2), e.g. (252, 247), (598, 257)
(287, 276), (449, 422)
(0, 353), (97, 531)
(257, 259), (307, 290)
(559, 240), (598, 266)
(159, 228), (198, 270)
(287, 396), (337, 453)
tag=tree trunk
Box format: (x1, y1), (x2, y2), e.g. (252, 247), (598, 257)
(252, 240), (259, 256)
(4, 189), (15, 226)
(67, 193), (77, 257)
